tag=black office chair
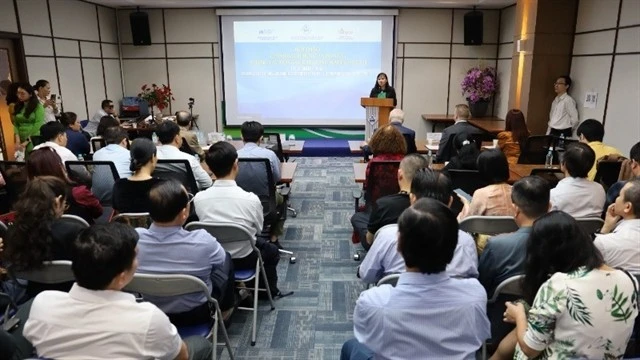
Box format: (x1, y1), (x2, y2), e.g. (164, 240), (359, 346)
(594, 160), (624, 191)
(518, 135), (555, 165)
(65, 160), (119, 206)
(153, 159), (199, 195)
(447, 169), (488, 196)
(263, 132), (297, 217)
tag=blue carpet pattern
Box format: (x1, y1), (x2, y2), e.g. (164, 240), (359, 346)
(220, 156), (366, 359)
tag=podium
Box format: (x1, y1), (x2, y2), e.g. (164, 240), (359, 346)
(361, 97), (395, 140)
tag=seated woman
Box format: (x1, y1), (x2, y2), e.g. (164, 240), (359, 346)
(365, 124), (407, 180)
(27, 148), (103, 223)
(459, 149), (515, 219)
(3, 176), (86, 298)
(112, 138), (164, 214)
(444, 133), (480, 171)
(492, 211), (638, 360)
(497, 109), (529, 164)
(61, 112), (90, 156)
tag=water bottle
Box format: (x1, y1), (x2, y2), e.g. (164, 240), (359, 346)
(558, 133), (565, 149)
(226, 135), (233, 141)
(426, 149), (433, 169)
(77, 154), (84, 161)
(152, 133), (158, 144)
(545, 147), (554, 168)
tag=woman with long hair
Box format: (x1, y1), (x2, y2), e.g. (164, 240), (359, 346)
(444, 132), (480, 171)
(27, 147), (102, 223)
(369, 72), (397, 106)
(497, 109), (530, 164)
(33, 79), (59, 123)
(13, 83), (45, 154)
(112, 138), (164, 213)
(492, 211), (638, 359)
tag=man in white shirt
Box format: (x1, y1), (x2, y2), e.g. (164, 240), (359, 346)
(550, 142), (605, 218)
(548, 75), (578, 137)
(155, 120), (213, 190)
(595, 180), (640, 272)
(23, 222), (212, 360)
(86, 99), (119, 136)
(33, 121), (77, 163)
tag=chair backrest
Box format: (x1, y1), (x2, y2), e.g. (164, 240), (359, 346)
(459, 216), (519, 235)
(111, 212), (152, 228)
(0, 161), (27, 211)
(184, 222), (257, 256)
(11, 260), (74, 284)
(60, 214), (91, 228)
(90, 136), (106, 153)
(30, 135), (44, 147)
(530, 168), (565, 188)
(153, 159), (199, 194)
(263, 132), (285, 162)
(365, 160), (401, 210)
(235, 158), (277, 222)
(447, 169), (488, 196)
(65, 160), (120, 205)
(376, 273), (401, 287)
(123, 273), (215, 303)
(575, 217), (604, 235)
(594, 160), (623, 190)
(518, 135), (554, 165)
(488, 274), (525, 303)
(179, 137), (197, 156)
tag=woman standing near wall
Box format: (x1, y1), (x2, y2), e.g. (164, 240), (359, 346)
(13, 83), (44, 155)
(34, 79), (59, 123)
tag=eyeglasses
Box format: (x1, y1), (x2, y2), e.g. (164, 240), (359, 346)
(187, 193), (195, 204)
(554, 82), (566, 86)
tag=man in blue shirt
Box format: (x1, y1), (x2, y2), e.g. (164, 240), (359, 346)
(136, 180), (235, 326)
(91, 127), (132, 205)
(342, 198), (490, 360)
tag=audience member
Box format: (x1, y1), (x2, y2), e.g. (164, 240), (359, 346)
(460, 149), (515, 219)
(33, 122), (77, 163)
(136, 180), (235, 325)
(156, 120), (213, 190)
(479, 176), (550, 297)
(547, 75), (578, 137)
(86, 99), (119, 136)
(605, 141), (640, 210)
(91, 127), (132, 205)
(577, 119), (622, 180)
(358, 168), (478, 284)
(443, 132), (480, 171)
(176, 110), (204, 157)
(492, 211), (637, 360)
(60, 112), (90, 156)
(497, 109), (529, 164)
(23, 222), (213, 359)
(33, 79), (58, 123)
(364, 124), (406, 181)
(96, 115), (121, 137)
(342, 198), (490, 360)
(27, 148), (102, 223)
(13, 83), (45, 154)
(436, 104), (482, 162)
(550, 142), (605, 218)
(112, 137), (164, 214)
(351, 154), (426, 249)
(194, 141), (285, 297)
(3, 176), (85, 298)
(361, 109), (416, 156)
(594, 179), (640, 272)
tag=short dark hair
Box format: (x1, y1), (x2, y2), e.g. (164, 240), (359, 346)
(477, 149), (510, 184)
(562, 142), (595, 178)
(629, 142), (640, 163)
(399, 153), (428, 183)
(622, 180), (640, 218)
(101, 99), (113, 109)
(96, 116), (120, 136)
(558, 75), (572, 88)
(60, 112), (77, 127)
(148, 179), (189, 222)
(156, 120), (180, 145)
(511, 176), (550, 219)
(576, 119), (605, 142)
(39, 121), (66, 141)
(411, 168), (452, 204)
(103, 126), (128, 145)
(241, 121), (264, 143)
(175, 111), (191, 127)
(34, 79), (49, 92)
(72, 223), (138, 290)
(397, 198), (458, 274)
(205, 141), (238, 178)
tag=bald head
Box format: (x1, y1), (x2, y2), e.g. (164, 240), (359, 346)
(175, 110), (191, 127)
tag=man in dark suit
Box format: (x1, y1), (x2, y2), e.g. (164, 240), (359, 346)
(361, 108), (417, 156)
(435, 104), (483, 163)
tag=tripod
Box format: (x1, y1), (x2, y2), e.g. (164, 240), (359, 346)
(188, 97), (199, 130)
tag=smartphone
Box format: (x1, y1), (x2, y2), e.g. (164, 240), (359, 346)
(51, 94), (57, 101)
(454, 188), (473, 202)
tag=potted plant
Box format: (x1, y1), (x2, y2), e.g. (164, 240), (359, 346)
(461, 66), (498, 117)
(137, 83), (174, 122)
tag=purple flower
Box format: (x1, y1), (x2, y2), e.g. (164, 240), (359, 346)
(461, 66), (498, 103)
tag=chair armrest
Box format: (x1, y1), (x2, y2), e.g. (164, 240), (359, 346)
(353, 189), (364, 212)
(277, 186), (291, 197)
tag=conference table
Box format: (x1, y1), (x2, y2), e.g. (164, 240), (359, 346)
(201, 140), (305, 156)
(348, 140), (435, 154)
(279, 162), (297, 183)
(421, 114), (505, 134)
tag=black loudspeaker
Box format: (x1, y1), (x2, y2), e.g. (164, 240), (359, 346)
(464, 11), (483, 46)
(130, 11), (151, 46)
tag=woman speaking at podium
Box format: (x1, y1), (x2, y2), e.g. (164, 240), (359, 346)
(369, 72), (397, 106)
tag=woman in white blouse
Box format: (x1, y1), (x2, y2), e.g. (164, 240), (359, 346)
(34, 79), (59, 123)
(491, 211), (638, 360)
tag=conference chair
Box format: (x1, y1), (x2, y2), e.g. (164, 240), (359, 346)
(594, 158), (624, 190)
(60, 214), (91, 228)
(575, 217), (605, 236)
(184, 222), (276, 347)
(530, 168), (564, 188)
(153, 159), (199, 195)
(447, 169), (488, 196)
(484, 274), (526, 359)
(89, 136), (106, 153)
(179, 137), (197, 156)
(111, 212), (152, 228)
(459, 216), (519, 236)
(518, 135), (555, 165)
(11, 260), (74, 285)
(65, 160), (120, 206)
(376, 273), (400, 287)
(123, 273), (235, 360)
(263, 132), (298, 218)
(353, 160), (401, 213)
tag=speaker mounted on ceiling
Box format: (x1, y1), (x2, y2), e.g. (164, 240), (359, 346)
(464, 9), (483, 46)
(130, 9), (151, 46)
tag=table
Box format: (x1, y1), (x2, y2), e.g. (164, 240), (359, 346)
(421, 114), (456, 132)
(280, 162), (297, 183)
(202, 140), (305, 155)
(348, 140), (434, 154)
(421, 114), (505, 134)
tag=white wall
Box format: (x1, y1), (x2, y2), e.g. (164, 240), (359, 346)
(570, 0), (640, 155)
(0, 0), (121, 121)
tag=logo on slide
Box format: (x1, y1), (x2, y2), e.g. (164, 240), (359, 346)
(258, 29), (273, 35)
(302, 25), (311, 34)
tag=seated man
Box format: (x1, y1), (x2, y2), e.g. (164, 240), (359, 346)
(351, 153), (427, 250)
(91, 127), (132, 205)
(605, 141), (640, 211)
(342, 198), (490, 359)
(194, 141), (286, 297)
(577, 119), (622, 180)
(595, 179), (640, 272)
(85, 99), (119, 136)
(550, 142), (605, 218)
(436, 104), (483, 163)
(33, 121), (77, 163)
(61, 111), (90, 156)
(361, 109), (417, 156)
(176, 110), (204, 158)
(23, 223), (212, 359)
(136, 180), (235, 325)
(155, 120), (213, 190)
(358, 168), (479, 284)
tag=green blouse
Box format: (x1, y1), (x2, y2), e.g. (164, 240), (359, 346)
(13, 102), (45, 152)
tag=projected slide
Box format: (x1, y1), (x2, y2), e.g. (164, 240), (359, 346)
(221, 17), (394, 126)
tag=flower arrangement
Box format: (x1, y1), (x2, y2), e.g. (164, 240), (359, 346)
(461, 66), (498, 104)
(137, 83), (174, 111)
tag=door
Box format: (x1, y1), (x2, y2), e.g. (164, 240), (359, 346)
(0, 38), (22, 160)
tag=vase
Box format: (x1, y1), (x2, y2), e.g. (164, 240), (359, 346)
(467, 99), (490, 118)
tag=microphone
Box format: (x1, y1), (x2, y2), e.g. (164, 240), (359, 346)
(189, 97), (195, 103)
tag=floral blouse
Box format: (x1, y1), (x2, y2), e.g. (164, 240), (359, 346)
(516, 267), (638, 359)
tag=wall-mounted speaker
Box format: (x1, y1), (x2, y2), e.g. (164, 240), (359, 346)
(130, 11), (151, 46)
(464, 11), (483, 46)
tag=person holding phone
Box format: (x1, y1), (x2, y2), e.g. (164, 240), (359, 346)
(34, 79), (59, 123)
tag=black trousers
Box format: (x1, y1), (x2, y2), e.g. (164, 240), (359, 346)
(350, 212), (371, 251)
(549, 127), (572, 138)
(233, 238), (280, 295)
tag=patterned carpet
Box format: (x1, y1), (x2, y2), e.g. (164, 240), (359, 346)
(221, 156), (367, 359)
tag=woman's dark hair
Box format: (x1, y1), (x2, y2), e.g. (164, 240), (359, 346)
(60, 112), (78, 127)
(96, 115), (120, 136)
(369, 124), (407, 155)
(452, 133), (480, 170)
(26, 147), (69, 181)
(4, 176), (69, 271)
(14, 83), (40, 119)
(5, 82), (19, 105)
(129, 138), (157, 172)
(477, 149), (510, 184)
(373, 72), (390, 90)
(34, 79), (49, 94)
(523, 211), (603, 303)
(505, 109), (530, 151)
